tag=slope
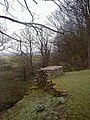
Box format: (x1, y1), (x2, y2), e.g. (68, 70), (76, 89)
(0, 88), (65, 120)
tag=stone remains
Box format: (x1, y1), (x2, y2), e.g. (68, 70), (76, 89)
(41, 66), (63, 78)
(34, 67), (67, 97)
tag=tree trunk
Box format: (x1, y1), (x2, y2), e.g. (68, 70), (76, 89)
(86, 17), (90, 69)
(86, 1), (90, 68)
(88, 40), (90, 68)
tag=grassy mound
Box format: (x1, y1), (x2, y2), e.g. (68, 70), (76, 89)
(53, 70), (90, 120)
(0, 88), (65, 120)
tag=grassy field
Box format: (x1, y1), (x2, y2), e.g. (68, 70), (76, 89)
(53, 70), (90, 120)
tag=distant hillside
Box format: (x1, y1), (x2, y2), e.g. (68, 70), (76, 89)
(0, 52), (40, 56)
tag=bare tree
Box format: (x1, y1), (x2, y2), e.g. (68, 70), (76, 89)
(10, 26), (34, 80)
(1, 0), (90, 69)
(20, 26), (34, 73)
(0, 0), (62, 36)
(48, 0), (90, 69)
(0, 23), (11, 52)
(34, 28), (53, 67)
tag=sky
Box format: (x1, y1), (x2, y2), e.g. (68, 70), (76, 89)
(0, 0), (58, 34)
(0, 0), (58, 53)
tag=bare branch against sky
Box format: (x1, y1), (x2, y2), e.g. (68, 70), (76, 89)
(0, 0), (59, 34)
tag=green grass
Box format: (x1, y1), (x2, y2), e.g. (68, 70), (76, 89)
(0, 88), (65, 120)
(53, 70), (90, 120)
(1, 70), (90, 120)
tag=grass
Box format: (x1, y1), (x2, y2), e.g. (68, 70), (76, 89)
(0, 69), (90, 120)
(52, 70), (90, 120)
(0, 88), (65, 120)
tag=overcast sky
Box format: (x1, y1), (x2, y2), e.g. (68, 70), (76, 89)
(0, 0), (57, 34)
(0, 0), (58, 53)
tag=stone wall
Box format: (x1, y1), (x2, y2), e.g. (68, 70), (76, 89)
(41, 66), (63, 78)
(34, 66), (67, 97)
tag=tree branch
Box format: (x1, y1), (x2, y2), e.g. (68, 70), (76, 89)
(0, 30), (20, 42)
(23, 0), (34, 22)
(33, 0), (38, 4)
(0, 15), (63, 34)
